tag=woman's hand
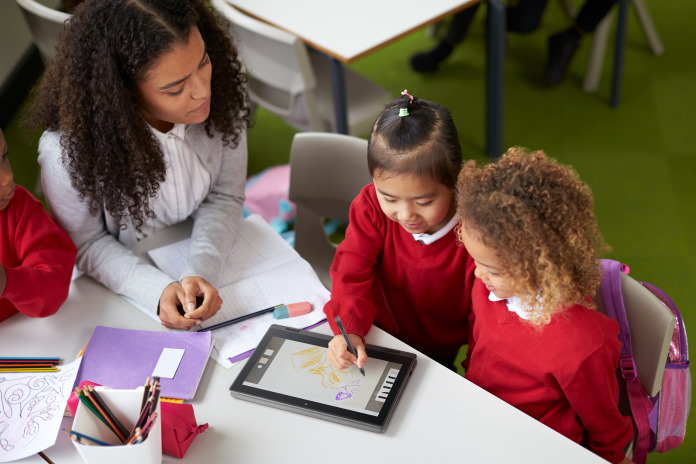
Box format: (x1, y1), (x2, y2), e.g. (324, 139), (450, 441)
(158, 277), (223, 329)
(327, 333), (368, 371)
(180, 275), (223, 320)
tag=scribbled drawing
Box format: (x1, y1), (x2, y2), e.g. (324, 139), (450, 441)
(0, 365), (77, 457)
(291, 347), (360, 401)
(335, 380), (360, 400)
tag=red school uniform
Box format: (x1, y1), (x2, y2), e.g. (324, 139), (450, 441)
(465, 278), (633, 463)
(323, 184), (476, 359)
(0, 186), (77, 322)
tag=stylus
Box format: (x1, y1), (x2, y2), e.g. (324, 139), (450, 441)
(334, 317), (366, 376)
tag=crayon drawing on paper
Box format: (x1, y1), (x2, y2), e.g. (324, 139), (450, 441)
(0, 359), (81, 462)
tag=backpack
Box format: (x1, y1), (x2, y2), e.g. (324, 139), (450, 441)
(599, 259), (691, 464)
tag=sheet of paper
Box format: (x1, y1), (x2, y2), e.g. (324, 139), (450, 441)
(148, 215), (330, 367)
(152, 348), (186, 379)
(0, 358), (82, 462)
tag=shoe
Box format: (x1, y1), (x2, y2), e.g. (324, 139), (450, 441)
(546, 30), (580, 86)
(409, 42), (454, 73)
(409, 50), (442, 73)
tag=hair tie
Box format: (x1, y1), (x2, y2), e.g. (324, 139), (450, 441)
(401, 89), (414, 104)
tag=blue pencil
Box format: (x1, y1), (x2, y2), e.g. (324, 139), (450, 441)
(65, 429), (113, 446)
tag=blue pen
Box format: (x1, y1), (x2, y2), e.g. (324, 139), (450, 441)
(334, 317), (365, 376)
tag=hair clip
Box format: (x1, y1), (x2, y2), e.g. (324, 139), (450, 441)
(399, 108), (409, 117)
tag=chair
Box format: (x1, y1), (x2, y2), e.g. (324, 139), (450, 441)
(288, 132), (372, 290)
(211, 0), (392, 136)
(558, 0), (664, 94)
(16, 0), (70, 66)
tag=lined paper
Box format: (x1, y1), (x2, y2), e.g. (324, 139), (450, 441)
(148, 215), (330, 367)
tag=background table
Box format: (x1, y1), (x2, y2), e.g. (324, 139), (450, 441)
(228, 0), (505, 158)
(3, 277), (606, 463)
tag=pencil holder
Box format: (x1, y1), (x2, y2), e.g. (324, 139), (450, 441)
(71, 387), (162, 464)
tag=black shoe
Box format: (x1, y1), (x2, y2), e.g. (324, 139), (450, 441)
(546, 30), (580, 86)
(409, 42), (454, 73)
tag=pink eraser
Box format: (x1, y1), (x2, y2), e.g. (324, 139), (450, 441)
(272, 302), (313, 319)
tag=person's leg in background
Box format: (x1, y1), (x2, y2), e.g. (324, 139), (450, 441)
(546, 0), (617, 86)
(507, 0), (548, 33)
(409, 0), (549, 73)
(410, 6), (481, 72)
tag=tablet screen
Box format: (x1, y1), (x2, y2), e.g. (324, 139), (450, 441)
(243, 336), (403, 416)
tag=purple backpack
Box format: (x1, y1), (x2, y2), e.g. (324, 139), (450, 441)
(599, 259), (691, 463)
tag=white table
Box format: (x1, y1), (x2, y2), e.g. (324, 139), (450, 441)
(229, 0), (505, 158)
(3, 278), (606, 463)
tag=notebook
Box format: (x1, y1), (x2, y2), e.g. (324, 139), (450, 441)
(75, 325), (212, 400)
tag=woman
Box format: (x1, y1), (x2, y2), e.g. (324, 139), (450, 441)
(28, 0), (250, 329)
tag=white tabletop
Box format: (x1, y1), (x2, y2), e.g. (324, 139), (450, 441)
(3, 273), (606, 463)
(229, 0), (482, 62)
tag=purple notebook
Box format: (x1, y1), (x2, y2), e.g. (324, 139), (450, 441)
(75, 325), (212, 400)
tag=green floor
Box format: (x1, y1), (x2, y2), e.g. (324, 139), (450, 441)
(4, 2), (695, 462)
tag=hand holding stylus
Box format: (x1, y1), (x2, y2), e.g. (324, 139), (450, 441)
(330, 317), (366, 375)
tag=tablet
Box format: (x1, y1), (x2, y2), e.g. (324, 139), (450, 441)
(229, 324), (417, 433)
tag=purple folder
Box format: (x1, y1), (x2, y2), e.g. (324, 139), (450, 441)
(75, 325), (212, 400)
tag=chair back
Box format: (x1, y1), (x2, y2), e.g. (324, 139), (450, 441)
(211, 0), (325, 131)
(16, 0), (70, 66)
(289, 132), (371, 289)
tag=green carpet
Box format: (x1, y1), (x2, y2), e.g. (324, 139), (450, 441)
(4, 2), (694, 461)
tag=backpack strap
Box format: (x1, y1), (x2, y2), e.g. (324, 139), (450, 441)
(600, 259), (655, 464)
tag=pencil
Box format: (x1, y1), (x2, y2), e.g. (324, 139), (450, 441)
(196, 304), (282, 332)
(65, 428), (114, 446)
(148, 380), (161, 417)
(73, 387), (106, 425)
(139, 411), (158, 440)
(37, 451), (55, 464)
(334, 316), (366, 376)
(140, 376), (151, 411)
(83, 387), (127, 443)
(125, 428), (141, 445)
(85, 385), (130, 440)
(76, 387), (125, 443)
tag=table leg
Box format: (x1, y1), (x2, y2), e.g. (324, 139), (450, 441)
(328, 56), (349, 134)
(486, 0), (505, 159)
(610, 0), (628, 107)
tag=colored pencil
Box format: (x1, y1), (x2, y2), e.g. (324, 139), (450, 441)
(140, 376), (151, 411)
(125, 428), (141, 445)
(139, 411), (158, 440)
(83, 388), (127, 443)
(85, 385), (130, 440)
(196, 304), (282, 332)
(73, 387), (105, 423)
(65, 428), (114, 446)
(0, 368), (58, 372)
(74, 387), (124, 443)
(37, 451), (55, 464)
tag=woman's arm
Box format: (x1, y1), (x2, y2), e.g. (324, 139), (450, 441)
(175, 127), (247, 321)
(38, 132), (175, 318)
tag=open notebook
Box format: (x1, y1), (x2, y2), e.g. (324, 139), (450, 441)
(147, 214), (330, 368)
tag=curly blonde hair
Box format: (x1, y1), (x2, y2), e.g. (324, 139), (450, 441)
(456, 147), (609, 325)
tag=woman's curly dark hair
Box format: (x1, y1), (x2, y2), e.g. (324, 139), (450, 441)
(456, 147), (609, 325)
(26, 0), (250, 231)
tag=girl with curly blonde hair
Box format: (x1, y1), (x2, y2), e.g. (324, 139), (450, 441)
(28, 0), (250, 330)
(456, 147), (634, 464)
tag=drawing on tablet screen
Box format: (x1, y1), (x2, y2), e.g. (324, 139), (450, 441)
(291, 347), (361, 400)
